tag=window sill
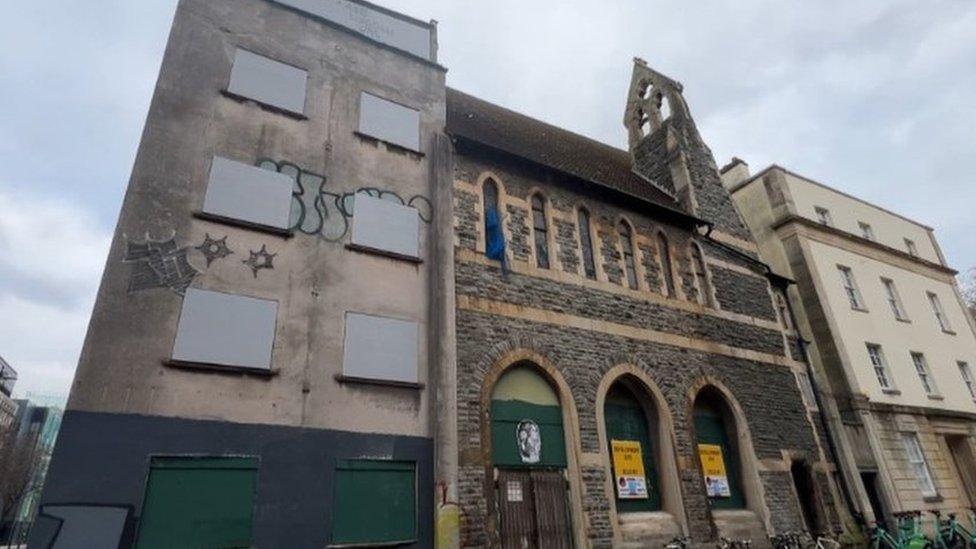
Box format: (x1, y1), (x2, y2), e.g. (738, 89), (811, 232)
(851, 306), (870, 314)
(334, 374), (424, 390)
(193, 212), (294, 238)
(353, 131), (424, 158)
(220, 89), (307, 120)
(895, 317), (912, 324)
(882, 388), (902, 396)
(327, 540), (417, 548)
(164, 359), (278, 378)
(926, 394), (945, 401)
(345, 243), (422, 264)
(941, 329), (956, 336)
(923, 495), (943, 504)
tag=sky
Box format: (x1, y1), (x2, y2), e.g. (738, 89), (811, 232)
(1, 1), (974, 398)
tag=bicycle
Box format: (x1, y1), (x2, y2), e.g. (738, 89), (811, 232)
(871, 511), (931, 549)
(770, 532), (804, 549)
(929, 510), (974, 549)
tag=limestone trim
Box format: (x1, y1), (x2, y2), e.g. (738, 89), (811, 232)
(456, 249), (782, 332)
(594, 364), (688, 541)
(457, 294), (803, 370)
(478, 348), (588, 549)
(685, 377), (773, 535)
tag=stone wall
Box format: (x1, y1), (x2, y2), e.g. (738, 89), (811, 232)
(452, 133), (836, 547)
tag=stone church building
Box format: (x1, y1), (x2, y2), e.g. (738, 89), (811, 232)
(31, 0), (849, 547)
(447, 62), (848, 547)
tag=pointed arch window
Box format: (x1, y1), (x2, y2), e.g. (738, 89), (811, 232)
(531, 194), (550, 269)
(690, 243), (713, 307)
(657, 232), (676, 297)
(483, 179), (499, 241)
(578, 208), (596, 280)
(618, 221), (638, 290)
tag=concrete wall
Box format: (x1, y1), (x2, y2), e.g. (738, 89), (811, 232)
(31, 411), (434, 548)
(39, 0), (452, 546)
(67, 0), (446, 436)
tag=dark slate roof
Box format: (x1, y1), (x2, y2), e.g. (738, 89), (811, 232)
(446, 87), (685, 215)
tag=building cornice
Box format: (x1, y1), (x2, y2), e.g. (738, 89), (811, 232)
(731, 164), (934, 232)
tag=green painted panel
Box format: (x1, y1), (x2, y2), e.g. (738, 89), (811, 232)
(491, 400), (566, 468)
(604, 386), (661, 512)
(136, 457), (257, 549)
(694, 407), (746, 509)
(332, 460), (417, 545)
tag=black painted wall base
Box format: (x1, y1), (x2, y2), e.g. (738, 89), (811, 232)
(29, 411), (433, 549)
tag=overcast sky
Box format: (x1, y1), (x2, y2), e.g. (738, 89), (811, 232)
(1, 1), (974, 398)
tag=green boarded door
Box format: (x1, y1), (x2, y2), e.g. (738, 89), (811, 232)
(694, 404), (746, 509)
(135, 457), (257, 549)
(332, 460), (417, 545)
(491, 366), (566, 468)
(604, 385), (661, 512)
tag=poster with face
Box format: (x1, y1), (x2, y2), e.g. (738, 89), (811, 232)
(516, 420), (541, 464)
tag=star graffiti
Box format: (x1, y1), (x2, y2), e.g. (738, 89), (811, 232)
(242, 244), (276, 278)
(195, 233), (234, 267)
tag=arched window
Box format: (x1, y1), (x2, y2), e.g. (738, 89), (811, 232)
(491, 365), (573, 547)
(483, 179), (499, 243)
(578, 208), (596, 280)
(657, 233), (676, 297)
(531, 194), (550, 269)
(690, 243), (713, 307)
(618, 221), (638, 290)
(604, 381), (661, 512)
(693, 388), (746, 509)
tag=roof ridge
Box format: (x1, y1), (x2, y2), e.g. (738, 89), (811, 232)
(446, 87), (630, 157)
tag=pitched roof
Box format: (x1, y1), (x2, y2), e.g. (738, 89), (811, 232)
(446, 87), (685, 215)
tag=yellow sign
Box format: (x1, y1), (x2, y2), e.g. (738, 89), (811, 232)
(611, 440), (648, 499)
(698, 444), (731, 498)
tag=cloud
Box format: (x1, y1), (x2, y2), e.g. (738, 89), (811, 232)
(0, 190), (111, 398)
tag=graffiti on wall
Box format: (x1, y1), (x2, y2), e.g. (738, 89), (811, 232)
(242, 244), (276, 278)
(257, 159), (433, 241)
(195, 233), (234, 267)
(123, 233), (199, 295)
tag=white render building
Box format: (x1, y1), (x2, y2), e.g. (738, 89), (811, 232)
(723, 161), (976, 527)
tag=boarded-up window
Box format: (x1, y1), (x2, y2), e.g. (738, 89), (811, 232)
(274, 0), (433, 60)
(202, 157), (294, 231)
(333, 460), (417, 545)
(227, 49), (307, 115)
(135, 457), (258, 548)
(171, 288), (278, 371)
(358, 92), (421, 152)
(351, 193), (419, 258)
(342, 313), (419, 383)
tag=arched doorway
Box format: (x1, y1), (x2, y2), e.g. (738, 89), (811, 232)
(491, 364), (572, 549)
(693, 388), (746, 510)
(604, 382), (661, 512)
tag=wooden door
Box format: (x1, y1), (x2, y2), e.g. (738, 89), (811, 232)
(531, 470), (572, 549)
(498, 469), (573, 549)
(499, 469), (537, 549)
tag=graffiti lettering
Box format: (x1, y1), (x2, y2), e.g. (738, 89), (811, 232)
(257, 159), (433, 242)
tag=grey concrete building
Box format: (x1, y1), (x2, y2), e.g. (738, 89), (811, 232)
(33, 1), (847, 547)
(32, 0), (451, 547)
